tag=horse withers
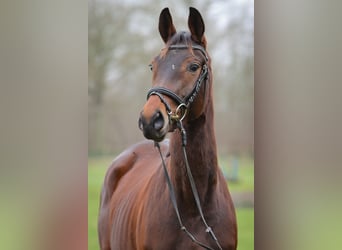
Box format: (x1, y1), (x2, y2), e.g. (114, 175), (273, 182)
(98, 7), (237, 250)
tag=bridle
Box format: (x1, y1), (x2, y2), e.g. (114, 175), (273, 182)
(147, 44), (209, 123)
(146, 45), (223, 250)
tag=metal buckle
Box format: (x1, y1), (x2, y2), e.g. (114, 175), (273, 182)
(170, 103), (187, 122)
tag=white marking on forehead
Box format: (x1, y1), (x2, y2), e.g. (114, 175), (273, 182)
(172, 64), (175, 70)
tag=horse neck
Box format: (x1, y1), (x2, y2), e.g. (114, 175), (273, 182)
(169, 97), (219, 207)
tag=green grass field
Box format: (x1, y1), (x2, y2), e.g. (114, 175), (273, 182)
(88, 156), (254, 250)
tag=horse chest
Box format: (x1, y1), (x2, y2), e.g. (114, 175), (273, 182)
(140, 200), (232, 250)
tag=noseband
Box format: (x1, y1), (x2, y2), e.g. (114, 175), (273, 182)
(147, 45), (209, 122)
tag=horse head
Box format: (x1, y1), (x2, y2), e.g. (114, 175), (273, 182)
(139, 7), (212, 142)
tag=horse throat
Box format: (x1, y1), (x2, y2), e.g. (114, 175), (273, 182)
(169, 99), (218, 208)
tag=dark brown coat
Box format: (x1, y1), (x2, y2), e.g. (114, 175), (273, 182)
(98, 7), (237, 250)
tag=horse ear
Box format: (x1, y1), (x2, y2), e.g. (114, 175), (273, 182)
(188, 7), (205, 45)
(159, 8), (176, 44)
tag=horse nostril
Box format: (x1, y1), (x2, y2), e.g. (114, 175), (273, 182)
(152, 111), (164, 131)
(138, 117), (144, 131)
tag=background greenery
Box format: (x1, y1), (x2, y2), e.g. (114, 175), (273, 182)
(88, 156), (254, 250)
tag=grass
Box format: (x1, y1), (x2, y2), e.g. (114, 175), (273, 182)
(236, 208), (254, 250)
(88, 155), (254, 250)
(219, 156), (254, 193)
(88, 157), (112, 250)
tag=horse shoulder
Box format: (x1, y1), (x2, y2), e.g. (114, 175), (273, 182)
(98, 140), (169, 250)
(213, 171), (238, 249)
(97, 144), (138, 250)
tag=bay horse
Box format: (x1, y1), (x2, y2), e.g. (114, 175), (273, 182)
(98, 7), (237, 250)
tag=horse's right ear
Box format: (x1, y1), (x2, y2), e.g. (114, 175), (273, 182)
(159, 8), (176, 44)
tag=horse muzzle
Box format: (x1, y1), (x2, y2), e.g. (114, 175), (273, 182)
(139, 109), (167, 142)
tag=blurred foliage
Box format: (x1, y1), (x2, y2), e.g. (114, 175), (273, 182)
(88, 0), (254, 156)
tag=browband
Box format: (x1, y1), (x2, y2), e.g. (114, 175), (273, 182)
(168, 44), (209, 62)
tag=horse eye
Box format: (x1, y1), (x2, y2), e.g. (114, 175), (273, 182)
(148, 64), (153, 71)
(188, 63), (200, 72)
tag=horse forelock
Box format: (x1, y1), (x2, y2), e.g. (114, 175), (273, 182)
(160, 31), (195, 58)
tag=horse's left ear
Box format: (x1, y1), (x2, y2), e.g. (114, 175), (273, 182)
(188, 7), (206, 46)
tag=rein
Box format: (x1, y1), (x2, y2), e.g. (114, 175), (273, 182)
(154, 121), (222, 250)
(149, 45), (222, 250)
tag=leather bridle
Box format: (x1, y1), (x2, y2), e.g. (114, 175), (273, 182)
(146, 45), (223, 250)
(146, 45), (209, 123)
